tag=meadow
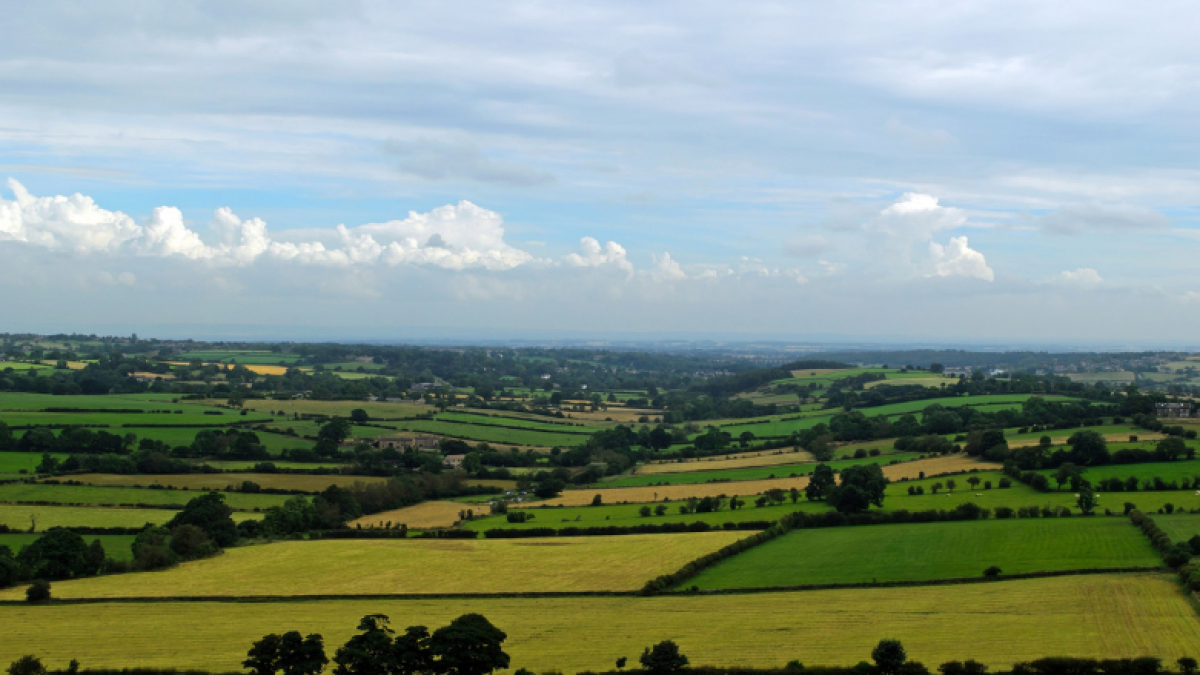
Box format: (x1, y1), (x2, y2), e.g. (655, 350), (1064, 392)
(0, 533), (136, 560)
(685, 517), (1161, 589)
(637, 448), (817, 474)
(1154, 514), (1200, 542)
(1032, 459), (1200, 487)
(0, 452), (68, 474)
(377, 419), (590, 448)
(1, 574), (1196, 672)
(242, 399), (429, 420)
(0, 532), (749, 600)
(599, 452), (923, 487)
(0, 504), (260, 530)
(0, 482), (292, 510)
(65, 473), (388, 493)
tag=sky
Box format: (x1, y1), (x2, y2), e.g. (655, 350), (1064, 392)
(1, 1), (1199, 345)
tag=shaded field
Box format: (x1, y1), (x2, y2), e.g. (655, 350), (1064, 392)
(687, 517), (1160, 589)
(603, 453), (923, 487)
(638, 450), (817, 475)
(532, 456), (999, 507)
(0, 533), (748, 600)
(66, 473), (388, 493)
(0, 504), (261, 530)
(1, 575), (1197, 671)
(1154, 515), (1200, 542)
(0, 534), (136, 561)
(0, 483), (292, 510)
(350, 501), (474, 529)
(379, 419), (589, 447)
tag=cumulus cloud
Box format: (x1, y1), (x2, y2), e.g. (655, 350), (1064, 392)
(1053, 268), (1105, 288)
(563, 237), (634, 272)
(0, 179), (533, 271)
(651, 252), (686, 280)
(1040, 204), (1170, 235)
(928, 236), (994, 281)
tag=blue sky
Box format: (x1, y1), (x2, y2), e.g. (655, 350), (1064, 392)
(1, 1), (1199, 343)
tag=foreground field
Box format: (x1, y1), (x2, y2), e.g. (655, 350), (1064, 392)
(686, 517), (1161, 589)
(1, 574), (1196, 671)
(0, 533), (747, 599)
(0, 504), (261, 530)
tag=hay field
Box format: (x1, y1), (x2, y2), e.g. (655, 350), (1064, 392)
(2, 574), (1197, 672)
(687, 517), (1160, 589)
(350, 501), (473, 529)
(535, 456), (999, 507)
(865, 376), (954, 389)
(638, 450), (816, 475)
(67, 473), (389, 492)
(0, 533), (747, 600)
(0, 504), (260, 530)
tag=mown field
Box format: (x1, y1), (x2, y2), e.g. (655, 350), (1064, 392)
(685, 517), (1160, 589)
(0, 504), (261, 530)
(0, 452), (68, 474)
(241, 399), (428, 420)
(1153, 514), (1200, 542)
(0, 482), (292, 510)
(601, 452), (923, 488)
(378, 419), (590, 448)
(0, 533), (749, 600)
(350, 501), (475, 529)
(1, 574), (1196, 671)
(0, 533), (136, 560)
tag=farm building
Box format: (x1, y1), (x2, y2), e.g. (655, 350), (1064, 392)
(370, 434), (441, 451)
(1157, 402), (1194, 418)
(443, 454), (465, 469)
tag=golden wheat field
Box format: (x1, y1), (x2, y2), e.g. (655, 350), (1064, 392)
(638, 449), (817, 475)
(528, 456), (1000, 506)
(0, 532), (747, 600)
(2, 574), (1196, 672)
(349, 501), (474, 529)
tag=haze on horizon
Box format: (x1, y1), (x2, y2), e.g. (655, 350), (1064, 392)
(1, 1), (1198, 343)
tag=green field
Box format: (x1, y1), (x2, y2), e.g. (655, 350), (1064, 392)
(1, 574), (1196, 672)
(436, 411), (601, 433)
(177, 351), (302, 365)
(0, 533), (136, 561)
(0, 483), (291, 510)
(686, 517), (1160, 589)
(0, 504), (262, 530)
(600, 452), (923, 488)
(1034, 459), (1200, 487)
(1153, 514), (1200, 542)
(0, 532), (748, 600)
(378, 419), (590, 447)
(0, 452), (69, 474)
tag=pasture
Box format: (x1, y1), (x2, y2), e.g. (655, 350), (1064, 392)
(0, 532), (749, 600)
(1152, 514), (1200, 542)
(685, 517), (1160, 589)
(241, 399), (429, 420)
(379, 419), (590, 448)
(638, 449), (817, 474)
(66, 473), (388, 493)
(600, 452), (924, 488)
(0, 482), (291, 510)
(0, 533), (136, 560)
(0, 452), (68, 474)
(0, 504), (259, 530)
(1, 575), (1197, 672)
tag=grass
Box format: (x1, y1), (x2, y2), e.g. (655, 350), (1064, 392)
(686, 517), (1161, 589)
(1, 574), (1197, 671)
(0, 482), (292, 510)
(66, 473), (388, 494)
(0, 532), (749, 600)
(0, 452), (69, 474)
(1033, 459), (1200, 487)
(1154, 514), (1200, 542)
(378, 419), (589, 447)
(351, 501), (477, 529)
(242, 399), (428, 420)
(0, 504), (260, 529)
(0, 534), (136, 560)
(601, 452), (923, 487)
(435, 411), (601, 433)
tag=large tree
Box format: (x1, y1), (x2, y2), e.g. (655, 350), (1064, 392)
(333, 615), (396, 675)
(639, 641), (689, 675)
(428, 614), (510, 675)
(168, 492), (238, 547)
(1067, 430), (1110, 466)
(16, 529), (89, 580)
(805, 463), (835, 501)
(828, 464), (887, 514)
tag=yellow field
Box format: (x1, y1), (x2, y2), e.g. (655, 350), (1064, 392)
(865, 376), (954, 389)
(2, 574), (1196, 672)
(530, 456), (1000, 506)
(66, 473), (389, 492)
(1008, 432), (1166, 449)
(350, 501), (474, 529)
(0, 504), (261, 530)
(0, 533), (746, 600)
(638, 450), (816, 475)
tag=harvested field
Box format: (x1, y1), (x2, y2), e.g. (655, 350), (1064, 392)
(638, 450), (816, 475)
(65, 473), (390, 492)
(532, 456), (999, 506)
(2, 574), (1197, 672)
(350, 501), (474, 529)
(0, 532), (748, 600)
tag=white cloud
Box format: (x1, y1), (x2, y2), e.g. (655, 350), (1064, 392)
(1054, 268), (1104, 288)
(563, 237), (634, 272)
(0, 180), (534, 271)
(1040, 204), (1170, 235)
(928, 236), (994, 281)
(651, 252), (686, 280)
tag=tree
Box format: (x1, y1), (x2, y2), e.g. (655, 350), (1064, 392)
(333, 615), (396, 675)
(1067, 430), (1110, 466)
(616, 657), (628, 670)
(806, 463), (835, 501)
(966, 476), (980, 490)
(7, 656), (46, 675)
(25, 580), (50, 603)
(278, 632), (327, 675)
(1076, 483), (1098, 515)
(639, 641), (689, 675)
(872, 639), (907, 675)
(533, 478), (565, 499)
(428, 613), (510, 675)
(392, 626), (432, 675)
(318, 418), (353, 445)
(1178, 657), (1198, 675)
(170, 524), (213, 560)
(983, 566), (1002, 577)
(245, 634), (284, 675)
(17, 529), (89, 580)
(350, 409), (370, 424)
(168, 492), (238, 547)
(828, 464), (887, 513)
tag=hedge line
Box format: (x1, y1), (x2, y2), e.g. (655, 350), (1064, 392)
(1131, 509), (1200, 593)
(641, 522), (791, 594)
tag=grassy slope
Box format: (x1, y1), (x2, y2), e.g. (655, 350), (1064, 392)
(1, 575), (1196, 671)
(686, 517), (1160, 589)
(0, 533), (748, 599)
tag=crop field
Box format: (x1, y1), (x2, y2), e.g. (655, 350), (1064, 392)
(531, 455), (998, 506)
(436, 411), (602, 433)
(0, 533), (136, 560)
(378, 419), (590, 447)
(600, 452), (924, 488)
(470, 497), (828, 531)
(177, 350), (303, 364)
(241, 399), (429, 419)
(66, 472), (388, 493)
(0, 482), (292, 510)
(1154, 514), (1200, 542)
(350, 501), (476, 529)
(0, 503), (260, 529)
(865, 375), (957, 389)
(2, 574), (1197, 672)
(638, 449), (817, 474)
(686, 517), (1160, 589)
(105, 426), (306, 453)
(0, 532), (749, 600)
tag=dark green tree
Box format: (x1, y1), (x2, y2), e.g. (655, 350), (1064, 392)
(1076, 483), (1098, 515)
(428, 613), (510, 675)
(333, 615), (396, 675)
(1066, 430), (1110, 466)
(245, 634), (283, 675)
(278, 632), (328, 675)
(872, 639), (907, 675)
(25, 580), (50, 603)
(806, 463), (835, 501)
(828, 464), (887, 513)
(7, 656), (47, 675)
(639, 640), (688, 675)
(16, 529), (89, 580)
(168, 492), (238, 547)
(391, 626), (432, 675)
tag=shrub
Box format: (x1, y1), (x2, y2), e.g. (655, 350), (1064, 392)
(983, 565), (1002, 577)
(25, 580), (50, 603)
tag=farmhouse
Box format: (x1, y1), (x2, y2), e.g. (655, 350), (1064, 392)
(370, 434), (441, 451)
(1156, 402), (1194, 418)
(443, 454), (465, 469)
